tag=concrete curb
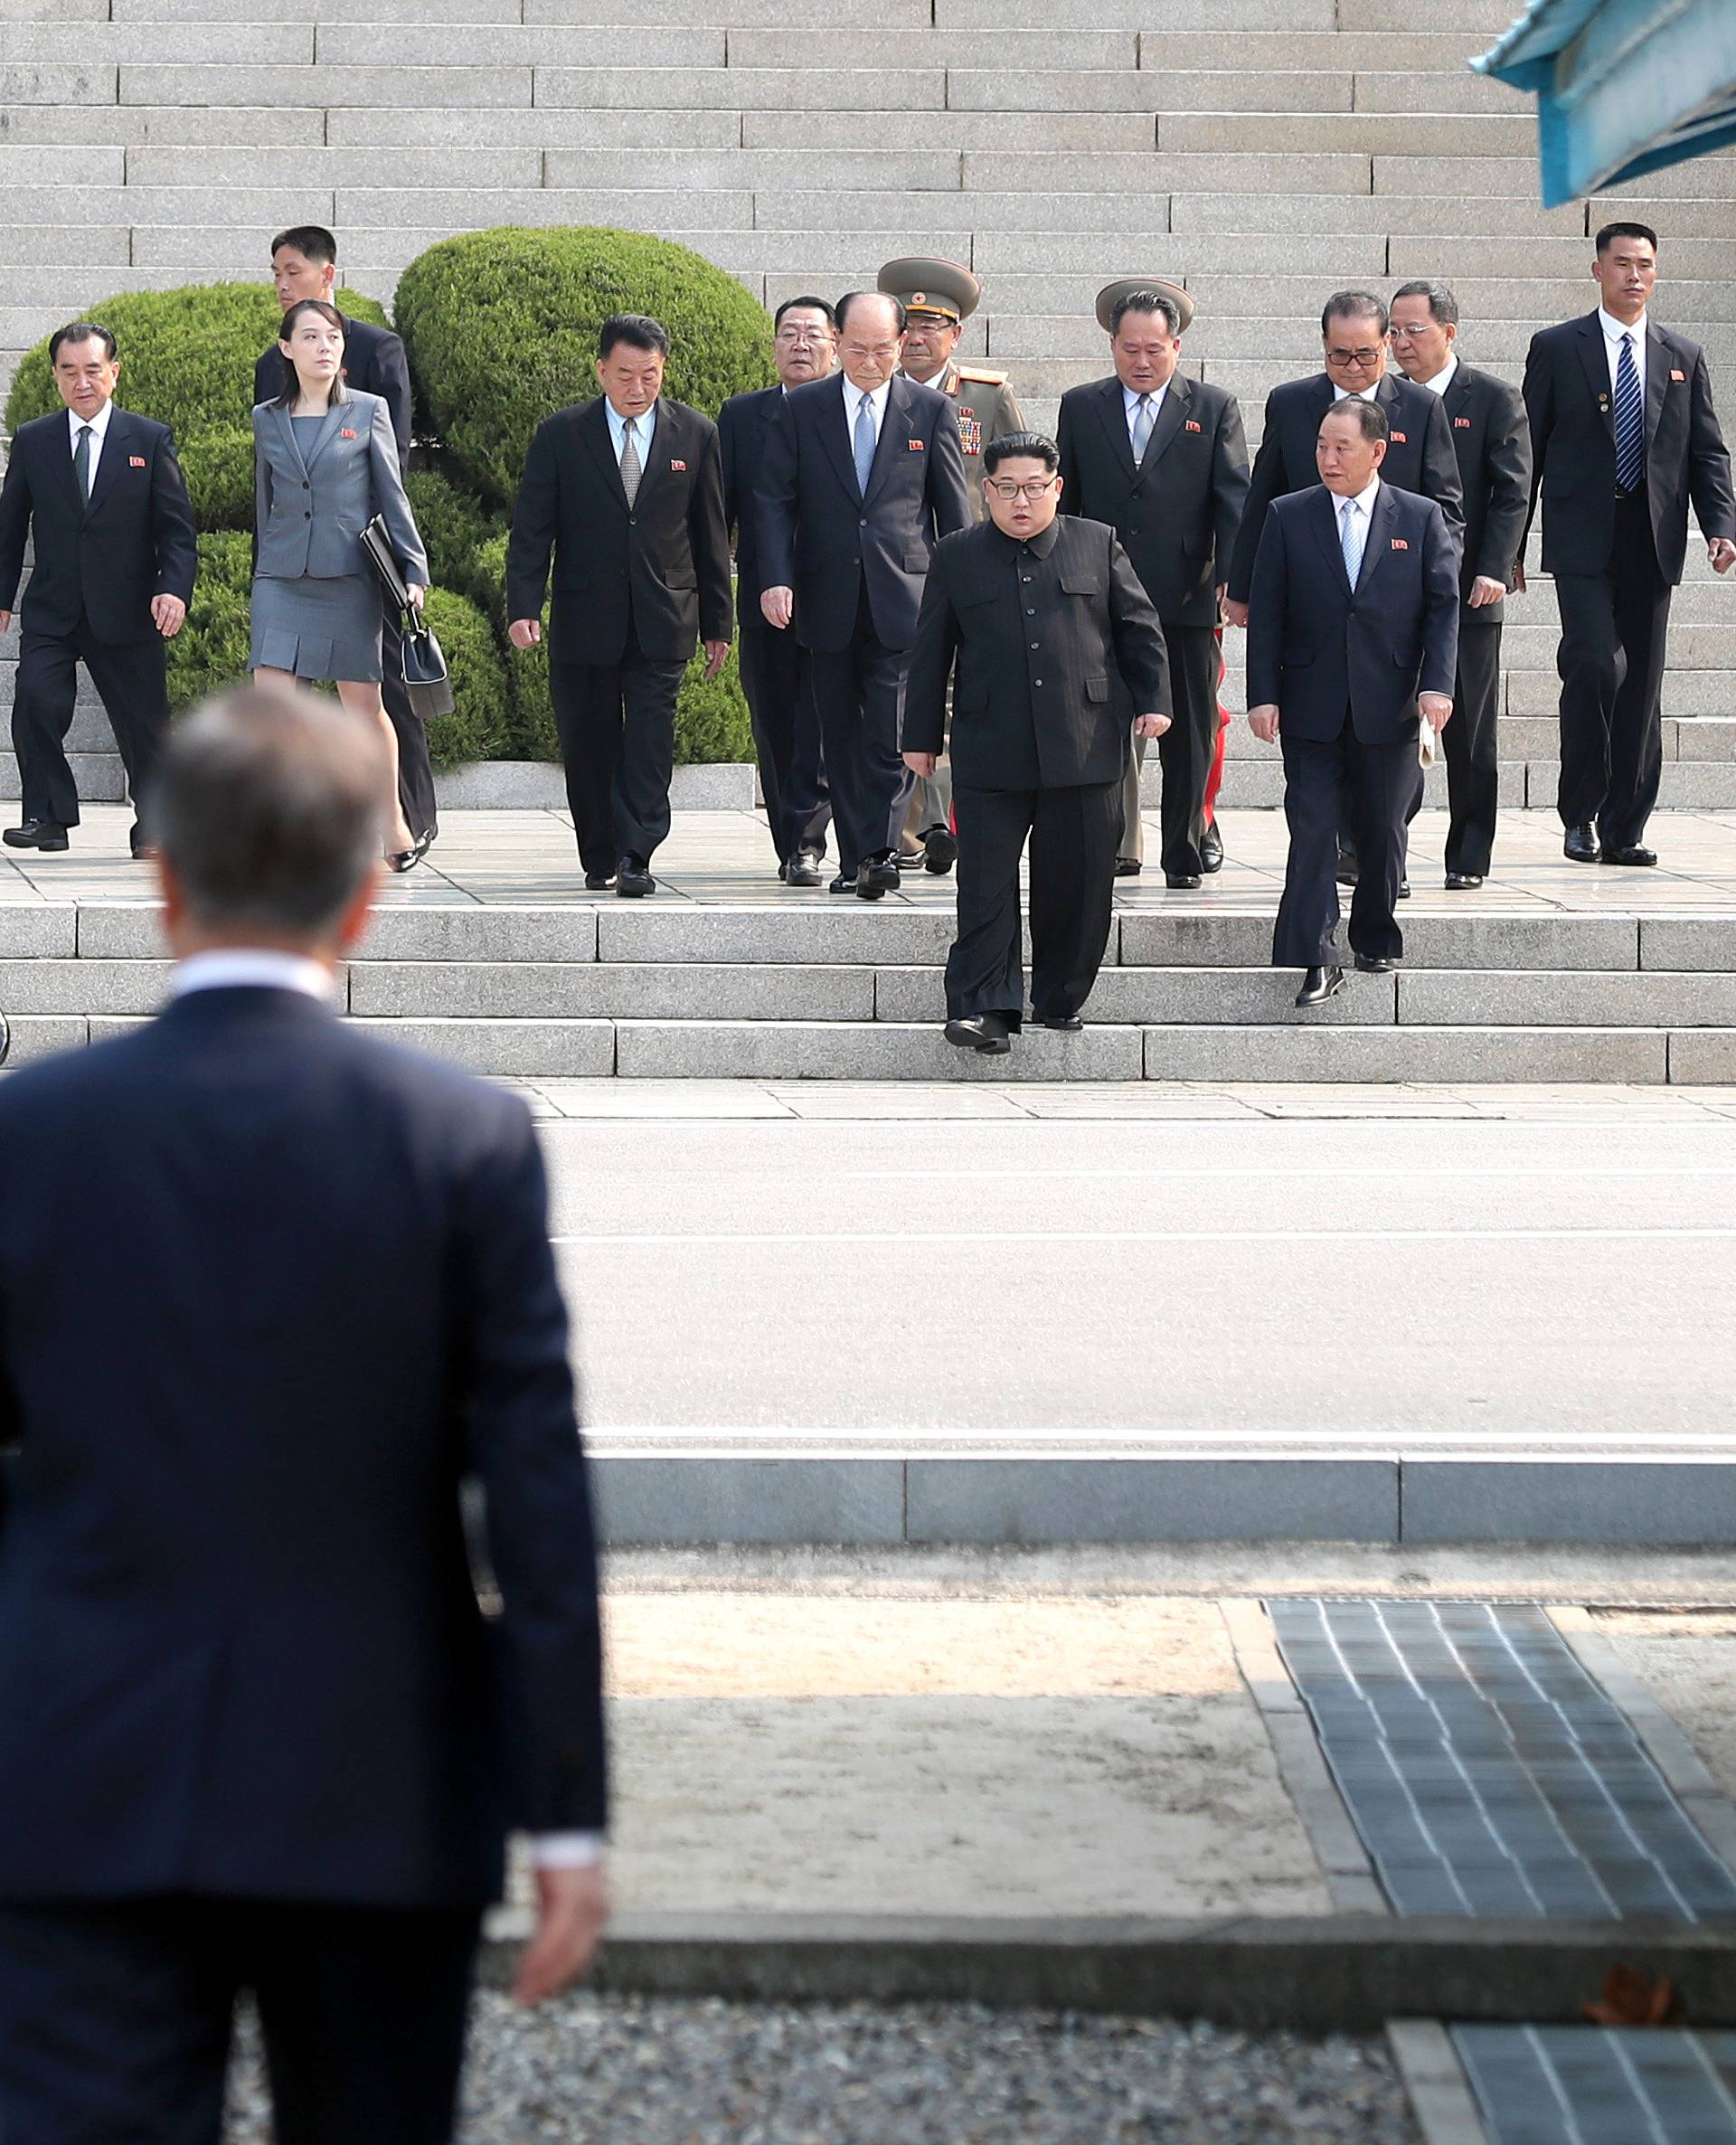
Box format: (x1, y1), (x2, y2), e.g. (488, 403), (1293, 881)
(472, 1912), (1736, 2031)
(1386, 2020), (1491, 2145)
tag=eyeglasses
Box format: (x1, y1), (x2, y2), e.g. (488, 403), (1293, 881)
(1325, 346), (1384, 369)
(985, 476), (1057, 501)
(775, 327), (832, 345)
(1387, 322), (1438, 342)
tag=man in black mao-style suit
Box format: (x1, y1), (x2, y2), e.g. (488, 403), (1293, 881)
(756, 290), (971, 900)
(254, 223), (439, 856)
(1389, 280), (1532, 889)
(0, 687), (608, 2145)
(1247, 400), (1459, 1007)
(1520, 221), (1736, 865)
(507, 313), (732, 897)
(0, 319), (196, 860)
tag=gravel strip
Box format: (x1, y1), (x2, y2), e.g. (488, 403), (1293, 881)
(225, 1992), (1418, 2143)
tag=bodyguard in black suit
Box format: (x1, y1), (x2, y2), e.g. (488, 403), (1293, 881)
(0, 320), (195, 859)
(756, 291), (971, 899)
(255, 223), (437, 853)
(507, 314), (732, 896)
(0, 688), (608, 2145)
(718, 295), (834, 884)
(905, 433), (1171, 1054)
(1520, 222), (1736, 864)
(1389, 282), (1533, 887)
(1057, 279), (1249, 885)
(1247, 402), (1459, 1006)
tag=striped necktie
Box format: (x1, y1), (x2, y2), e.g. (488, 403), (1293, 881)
(619, 416), (642, 507)
(1130, 393), (1154, 461)
(1613, 331), (1645, 494)
(1339, 497), (1365, 589)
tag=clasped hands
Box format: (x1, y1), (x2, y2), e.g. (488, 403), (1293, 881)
(1246, 695), (1452, 744)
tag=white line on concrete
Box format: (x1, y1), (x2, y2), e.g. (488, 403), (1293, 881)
(769, 1166), (1736, 1184)
(552, 1226), (1736, 1246)
(583, 1426), (1736, 1450)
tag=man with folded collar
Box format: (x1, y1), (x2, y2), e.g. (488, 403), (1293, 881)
(1247, 400), (1458, 1008)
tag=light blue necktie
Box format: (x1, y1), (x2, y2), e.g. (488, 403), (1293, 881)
(853, 391), (876, 494)
(1339, 498), (1365, 589)
(1130, 393), (1154, 462)
(1614, 330), (1645, 494)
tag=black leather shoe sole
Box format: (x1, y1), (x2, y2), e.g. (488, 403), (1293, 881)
(1165, 873), (1203, 890)
(1599, 846), (1658, 867)
(1444, 873), (1484, 890)
(1354, 954), (1398, 974)
(922, 828), (958, 874)
(1113, 857), (1141, 877)
(3, 826), (68, 852)
(945, 1016), (1011, 1054)
(1563, 827), (1599, 863)
(616, 874), (655, 898)
(1035, 1015), (1084, 1032)
(584, 873), (615, 890)
(1295, 967), (1345, 1008)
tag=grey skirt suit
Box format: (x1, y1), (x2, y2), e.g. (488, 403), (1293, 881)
(250, 389), (429, 683)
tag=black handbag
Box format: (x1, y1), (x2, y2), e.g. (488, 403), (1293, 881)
(360, 514), (454, 721)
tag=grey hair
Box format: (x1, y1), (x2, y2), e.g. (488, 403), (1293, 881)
(156, 685), (385, 938)
(1321, 289), (1390, 338)
(1320, 397), (1391, 446)
(1392, 279), (1459, 329)
(1110, 288), (1181, 339)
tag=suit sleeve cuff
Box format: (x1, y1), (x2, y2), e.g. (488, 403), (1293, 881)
(528, 1830), (607, 1869)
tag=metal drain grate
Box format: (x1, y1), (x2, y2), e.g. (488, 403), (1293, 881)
(1266, 1600), (1736, 1919)
(1456, 2027), (1736, 2144)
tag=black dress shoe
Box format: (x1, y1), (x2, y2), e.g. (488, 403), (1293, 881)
(856, 854), (899, 900)
(784, 847), (823, 888)
(1354, 953), (1397, 974)
(584, 870), (615, 890)
(616, 853), (656, 897)
(1599, 844), (1657, 867)
(3, 819), (68, 852)
(1295, 964), (1344, 1008)
(1200, 821), (1223, 873)
(1563, 822), (1599, 863)
(829, 873), (858, 895)
(1397, 877), (1410, 900)
(1335, 852), (1359, 887)
(1035, 1013), (1084, 1032)
(1165, 871), (1203, 890)
(922, 826), (958, 874)
(1114, 856), (1141, 877)
(944, 1012), (1012, 1054)
(1444, 872), (1484, 890)
(130, 834), (158, 862)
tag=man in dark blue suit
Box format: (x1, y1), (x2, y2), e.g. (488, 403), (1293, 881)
(0, 688), (608, 2145)
(1248, 401), (1459, 1006)
(756, 290), (971, 899)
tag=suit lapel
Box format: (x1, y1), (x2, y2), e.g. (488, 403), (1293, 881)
(299, 401), (346, 476)
(42, 413), (85, 520)
(1576, 312), (1615, 439)
(1309, 485), (1351, 591)
(1443, 365), (1473, 427)
(816, 374), (861, 503)
(1355, 484), (1397, 593)
(863, 374), (913, 510)
(1092, 375), (1137, 479)
(81, 409), (132, 520)
(1141, 373), (1189, 472)
(580, 399), (630, 511)
(1645, 319), (1670, 449)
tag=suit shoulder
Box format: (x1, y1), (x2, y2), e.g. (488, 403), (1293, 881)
(664, 398), (717, 437)
(1057, 378), (1107, 411)
(343, 315), (403, 357)
(1267, 375), (1322, 409)
(955, 365), (1008, 388)
(1187, 377), (1239, 417)
(719, 386), (772, 423)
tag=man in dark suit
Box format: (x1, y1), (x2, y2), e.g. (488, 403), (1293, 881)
(0, 686), (608, 2145)
(1388, 280), (1532, 889)
(1520, 222), (1736, 865)
(1058, 278), (1249, 888)
(718, 295), (835, 887)
(1248, 401), (1459, 1006)
(254, 223), (439, 862)
(0, 320), (195, 862)
(507, 313), (732, 897)
(756, 290), (971, 900)
(905, 431), (1171, 1054)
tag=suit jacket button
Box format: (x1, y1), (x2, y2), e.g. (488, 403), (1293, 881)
(1132, 486), (1143, 498)
(860, 518), (868, 528)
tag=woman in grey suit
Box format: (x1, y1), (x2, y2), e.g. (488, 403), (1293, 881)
(252, 298), (430, 864)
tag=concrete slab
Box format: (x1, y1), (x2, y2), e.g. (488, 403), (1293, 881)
(1403, 1462), (1736, 1545)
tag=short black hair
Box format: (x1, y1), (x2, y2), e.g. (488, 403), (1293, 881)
(836, 290), (905, 337)
(1320, 398), (1390, 445)
(774, 295), (836, 333)
(49, 320), (117, 364)
(270, 224), (338, 268)
(1322, 289), (1389, 338)
(1391, 279), (1459, 329)
(598, 313), (669, 360)
(1110, 288), (1181, 339)
(983, 431), (1060, 476)
(1596, 220), (1659, 256)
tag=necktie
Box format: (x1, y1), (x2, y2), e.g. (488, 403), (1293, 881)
(618, 416), (642, 507)
(1614, 330), (1645, 494)
(73, 423), (92, 503)
(1340, 498), (1364, 589)
(853, 392), (877, 493)
(1130, 393), (1154, 462)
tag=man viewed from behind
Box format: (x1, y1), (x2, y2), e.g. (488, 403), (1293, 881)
(0, 688), (608, 2145)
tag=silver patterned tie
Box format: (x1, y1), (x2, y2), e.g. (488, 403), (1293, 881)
(853, 392), (876, 493)
(619, 415), (642, 507)
(1340, 498), (1364, 588)
(1130, 393), (1154, 462)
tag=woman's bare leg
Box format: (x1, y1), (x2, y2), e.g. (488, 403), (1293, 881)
(335, 678), (415, 853)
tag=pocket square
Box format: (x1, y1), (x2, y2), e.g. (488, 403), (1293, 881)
(127, 455), (146, 468)
(1390, 537), (1409, 550)
(669, 458), (687, 470)
(1184, 418), (1202, 432)
(1672, 368), (1687, 383)
(339, 428), (358, 439)
(908, 438), (925, 450)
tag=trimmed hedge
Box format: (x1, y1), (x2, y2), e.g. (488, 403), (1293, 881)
(394, 226), (775, 507)
(405, 465), (503, 611)
(419, 587), (509, 771)
(166, 531), (253, 711)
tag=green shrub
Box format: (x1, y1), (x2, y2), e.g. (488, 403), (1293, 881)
(419, 587), (510, 771)
(166, 530), (252, 711)
(405, 466), (502, 610)
(676, 645), (752, 764)
(394, 227), (775, 507)
(5, 284), (388, 531)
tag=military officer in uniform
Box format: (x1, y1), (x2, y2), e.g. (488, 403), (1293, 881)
(880, 255), (1027, 874)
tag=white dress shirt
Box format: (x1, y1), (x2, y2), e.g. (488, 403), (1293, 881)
(1599, 306), (1647, 396)
(1331, 383), (1380, 402)
(604, 396), (656, 465)
(1123, 380), (1169, 446)
(171, 944), (605, 1875)
(67, 398), (116, 496)
(844, 375), (892, 458)
(1335, 471), (1382, 581)
(1419, 354), (1459, 398)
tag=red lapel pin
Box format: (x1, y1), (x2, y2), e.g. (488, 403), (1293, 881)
(1184, 418), (1202, 432)
(1390, 430), (1408, 444)
(1672, 368), (1687, 383)
(339, 427), (357, 439)
(909, 438), (925, 450)
(670, 458), (686, 471)
(127, 454), (146, 468)
(1454, 416), (1472, 429)
(1390, 537), (1409, 550)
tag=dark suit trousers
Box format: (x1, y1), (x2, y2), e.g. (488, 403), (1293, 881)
(1442, 618), (1501, 876)
(551, 621), (687, 874)
(1151, 620), (1217, 876)
(1553, 487), (1672, 848)
(0, 1895), (480, 2145)
(948, 780), (1121, 1024)
(805, 581), (911, 878)
(1274, 723), (1416, 968)
(737, 621), (830, 865)
(382, 616), (438, 839)
(12, 619), (168, 834)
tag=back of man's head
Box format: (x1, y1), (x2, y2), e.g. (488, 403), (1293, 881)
(157, 686), (385, 946)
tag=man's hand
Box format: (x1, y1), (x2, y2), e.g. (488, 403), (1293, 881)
(1419, 692), (1453, 732)
(1508, 562), (1527, 596)
(1223, 598), (1250, 629)
(514, 1864), (609, 2008)
(1467, 575), (1505, 609)
(1247, 703), (1279, 744)
(760, 586), (794, 630)
(702, 638), (730, 680)
(0, 611), (11, 638)
(508, 618), (542, 651)
(1711, 537), (1736, 575)
(151, 594), (186, 639)
(903, 751), (938, 778)
(1133, 713), (1171, 739)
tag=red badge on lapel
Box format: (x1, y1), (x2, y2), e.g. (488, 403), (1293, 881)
(127, 455), (146, 468)
(1184, 418), (1202, 432)
(909, 438), (925, 450)
(670, 458), (687, 471)
(1390, 430), (1408, 444)
(1391, 538), (1409, 551)
(1454, 416), (1472, 429)
(1672, 369), (1687, 383)
(339, 428), (357, 439)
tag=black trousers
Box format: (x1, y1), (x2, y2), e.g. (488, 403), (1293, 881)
(1149, 619), (1216, 877)
(737, 621), (830, 865)
(551, 628), (687, 874)
(0, 1895), (480, 2145)
(1274, 723), (1417, 969)
(1553, 487), (1673, 849)
(382, 617), (438, 840)
(805, 581), (910, 879)
(12, 619), (168, 835)
(948, 779), (1121, 1025)
(1442, 618), (1501, 876)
